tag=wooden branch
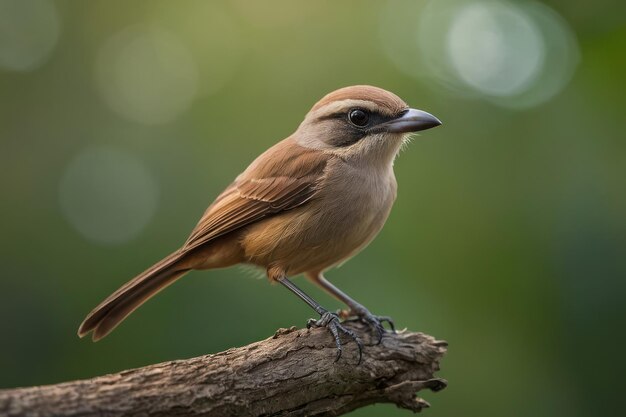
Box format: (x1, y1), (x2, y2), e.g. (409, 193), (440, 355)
(0, 322), (447, 417)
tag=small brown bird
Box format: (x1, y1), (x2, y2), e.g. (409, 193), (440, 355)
(78, 85), (441, 361)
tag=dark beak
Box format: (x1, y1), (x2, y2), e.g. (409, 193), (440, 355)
(384, 108), (442, 133)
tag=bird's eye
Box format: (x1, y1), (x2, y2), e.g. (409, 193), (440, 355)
(348, 109), (369, 127)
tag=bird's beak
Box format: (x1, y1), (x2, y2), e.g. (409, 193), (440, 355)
(383, 108), (442, 133)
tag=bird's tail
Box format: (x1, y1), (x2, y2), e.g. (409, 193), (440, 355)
(78, 250), (190, 341)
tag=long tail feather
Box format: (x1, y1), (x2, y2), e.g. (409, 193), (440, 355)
(78, 250), (188, 341)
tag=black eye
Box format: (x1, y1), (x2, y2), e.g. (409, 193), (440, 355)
(348, 109), (369, 127)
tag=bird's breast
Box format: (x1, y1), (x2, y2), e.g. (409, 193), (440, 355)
(241, 160), (397, 275)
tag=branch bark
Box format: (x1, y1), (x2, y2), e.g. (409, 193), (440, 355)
(0, 322), (447, 417)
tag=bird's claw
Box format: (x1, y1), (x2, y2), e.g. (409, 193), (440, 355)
(359, 312), (396, 344)
(307, 311), (363, 364)
(338, 308), (396, 344)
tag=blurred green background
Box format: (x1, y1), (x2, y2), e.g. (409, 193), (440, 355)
(1, 0), (625, 416)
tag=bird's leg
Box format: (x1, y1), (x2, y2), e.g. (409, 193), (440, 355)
(277, 276), (362, 364)
(307, 273), (395, 344)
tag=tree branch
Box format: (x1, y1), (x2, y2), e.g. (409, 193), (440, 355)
(0, 322), (447, 417)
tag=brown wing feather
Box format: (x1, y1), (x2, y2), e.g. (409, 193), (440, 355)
(182, 137), (330, 253)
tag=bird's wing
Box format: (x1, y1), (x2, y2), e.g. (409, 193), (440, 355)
(182, 138), (329, 252)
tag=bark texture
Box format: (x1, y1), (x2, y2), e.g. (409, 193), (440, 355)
(0, 322), (447, 417)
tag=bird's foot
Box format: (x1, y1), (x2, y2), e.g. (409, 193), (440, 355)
(360, 312), (396, 344)
(339, 308), (396, 345)
(307, 311), (363, 364)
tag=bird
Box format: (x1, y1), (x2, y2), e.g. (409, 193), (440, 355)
(78, 85), (442, 362)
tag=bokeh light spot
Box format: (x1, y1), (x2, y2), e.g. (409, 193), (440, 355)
(0, 0), (60, 72)
(152, 2), (245, 97)
(446, 2), (545, 97)
(380, 0), (580, 108)
(95, 25), (198, 125)
(59, 147), (159, 245)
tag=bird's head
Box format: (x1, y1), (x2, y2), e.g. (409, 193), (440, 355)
(295, 85), (442, 166)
